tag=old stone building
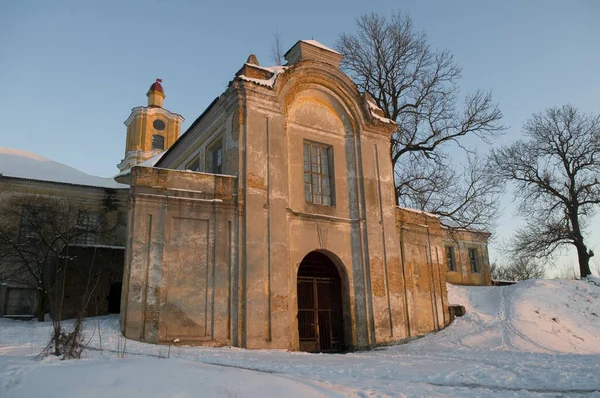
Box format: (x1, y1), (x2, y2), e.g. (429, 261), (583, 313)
(0, 147), (129, 318)
(120, 40), (491, 352)
(0, 39), (490, 349)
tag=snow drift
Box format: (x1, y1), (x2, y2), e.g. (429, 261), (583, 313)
(438, 278), (600, 353)
(1, 279), (599, 397)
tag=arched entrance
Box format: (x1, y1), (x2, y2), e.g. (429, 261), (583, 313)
(297, 251), (345, 352)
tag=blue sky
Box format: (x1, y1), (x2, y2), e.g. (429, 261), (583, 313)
(1, 0), (599, 270)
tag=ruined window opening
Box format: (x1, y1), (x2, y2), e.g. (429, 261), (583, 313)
(446, 246), (456, 272)
(304, 141), (334, 206)
(468, 248), (480, 273)
(152, 134), (165, 150)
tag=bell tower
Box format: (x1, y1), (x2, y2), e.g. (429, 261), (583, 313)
(118, 79), (184, 172)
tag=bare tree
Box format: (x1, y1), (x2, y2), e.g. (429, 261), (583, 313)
(492, 257), (546, 281)
(270, 28), (283, 65)
(397, 152), (503, 230)
(491, 105), (600, 278)
(336, 11), (504, 229)
(554, 263), (579, 280)
(0, 194), (102, 321)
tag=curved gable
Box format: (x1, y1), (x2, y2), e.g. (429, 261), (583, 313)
(274, 61), (395, 138)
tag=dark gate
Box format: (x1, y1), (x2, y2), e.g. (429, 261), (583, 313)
(297, 252), (344, 352)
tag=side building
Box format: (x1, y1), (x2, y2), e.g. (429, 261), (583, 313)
(0, 148), (129, 319)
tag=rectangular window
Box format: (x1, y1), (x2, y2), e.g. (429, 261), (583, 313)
(18, 205), (45, 243)
(446, 246), (456, 272)
(74, 212), (101, 245)
(152, 135), (165, 150)
(4, 287), (37, 316)
(468, 248), (480, 273)
(304, 141), (333, 206)
(211, 145), (223, 174)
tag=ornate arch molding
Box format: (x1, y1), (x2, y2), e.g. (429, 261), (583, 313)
(274, 61), (396, 138)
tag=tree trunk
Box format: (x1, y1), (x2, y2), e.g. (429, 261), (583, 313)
(54, 323), (61, 356)
(36, 289), (45, 322)
(575, 242), (592, 278)
(570, 210), (593, 278)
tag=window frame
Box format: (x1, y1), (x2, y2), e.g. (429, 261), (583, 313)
(445, 246), (457, 272)
(468, 248), (480, 273)
(4, 287), (37, 316)
(74, 211), (102, 245)
(153, 119), (166, 131)
(303, 140), (335, 206)
(152, 134), (165, 151)
(206, 138), (224, 175)
(18, 205), (46, 243)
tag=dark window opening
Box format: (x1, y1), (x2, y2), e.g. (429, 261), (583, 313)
(153, 119), (166, 131)
(74, 212), (101, 245)
(152, 134), (165, 150)
(18, 205), (46, 243)
(108, 282), (122, 314)
(446, 246), (456, 272)
(211, 145), (222, 174)
(468, 248), (480, 273)
(4, 288), (37, 316)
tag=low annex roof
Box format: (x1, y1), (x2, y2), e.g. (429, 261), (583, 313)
(0, 147), (128, 189)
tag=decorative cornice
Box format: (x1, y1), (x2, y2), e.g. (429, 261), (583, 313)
(124, 106), (185, 127)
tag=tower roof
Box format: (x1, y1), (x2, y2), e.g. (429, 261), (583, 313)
(148, 78), (164, 94)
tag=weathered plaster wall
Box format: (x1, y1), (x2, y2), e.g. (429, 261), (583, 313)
(120, 167), (237, 344)
(395, 208), (450, 335)
(444, 229), (492, 286)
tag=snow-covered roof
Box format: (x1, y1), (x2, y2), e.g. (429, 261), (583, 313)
(366, 97), (396, 124)
(114, 151), (165, 179)
(397, 206), (439, 218)
(0, 147), (128, 189)
(300, 40), (340, 54)
(237, 65), (288, 88)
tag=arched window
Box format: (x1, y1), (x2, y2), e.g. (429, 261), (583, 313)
(152, 135), (165, 150)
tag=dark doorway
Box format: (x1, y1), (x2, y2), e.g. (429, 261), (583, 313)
(297, 251), (344, 352)
(108, 282), (122, 314)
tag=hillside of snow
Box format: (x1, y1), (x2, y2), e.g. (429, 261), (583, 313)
(439, 278), (600, 354)
(0, 147), (128, 189)
(1, 279), (599, 397)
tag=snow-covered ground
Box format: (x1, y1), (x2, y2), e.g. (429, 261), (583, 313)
(1, 279), (599, 397)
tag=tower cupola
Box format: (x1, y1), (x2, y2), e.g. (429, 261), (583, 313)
(147, 78), (165, 107)
(117, 79), (184, 174)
